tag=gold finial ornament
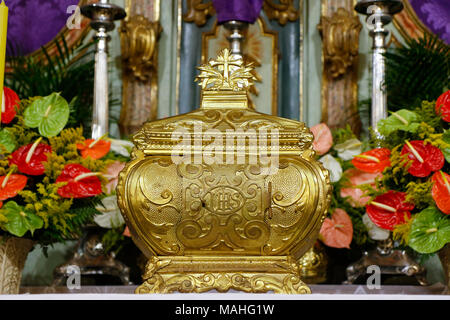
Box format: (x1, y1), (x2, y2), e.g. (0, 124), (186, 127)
(196, 49), (256, 91)
(117, 50), (331, 294)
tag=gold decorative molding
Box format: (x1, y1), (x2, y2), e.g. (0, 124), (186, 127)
(136, 256), (311, 294)
(318, 7), (361, 79)
(120, 15), (161, 81)
(319, 1), (361, 134)
(183, 0), (215, 27)
(263, 0), (299, 25)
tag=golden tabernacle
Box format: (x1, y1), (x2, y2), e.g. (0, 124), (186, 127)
(117, 49), (331, 294)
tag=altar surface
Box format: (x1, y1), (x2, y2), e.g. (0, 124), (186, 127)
(13, 284), (449, 298)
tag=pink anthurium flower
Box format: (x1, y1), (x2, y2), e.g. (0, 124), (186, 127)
(103, 161), (126, 194)
(310, 123), (333, 155)
(340, 168), (381, 207)
(319, 208), (353, 249)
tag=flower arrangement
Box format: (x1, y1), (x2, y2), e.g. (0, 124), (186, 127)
(358, 90), (450, 255)
(315, 90), (450, 256)
(309, 123), (372, 250)
(0, 87), (131, 247)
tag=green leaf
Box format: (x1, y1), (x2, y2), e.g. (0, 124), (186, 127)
(0, 129), (16, 153)
(408, 207), (450, 254)
(442, 129), (450, 163)
(377, 109), (421, 136)
(1, 201), (44, 237)
(23, 93), (69, 137)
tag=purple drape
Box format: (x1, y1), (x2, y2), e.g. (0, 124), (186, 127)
(212, 0), (263, 24)
(6, 0), (78, 56)
(410, 0), (450, 44)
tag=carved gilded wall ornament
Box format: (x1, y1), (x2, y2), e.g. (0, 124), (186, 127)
(117, 49), (331, 294)
(263, 0), (299, 26)
(318, 7), (362, 79)
(183, 0), (300, 27)
(319, 1), (362, 135)
(121, 15), (162, 81)
(183, 0), (215, 27)
(119, 0), (161, 136)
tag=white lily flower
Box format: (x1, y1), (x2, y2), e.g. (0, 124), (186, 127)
(319, 154), (343, 183)
(109, 139), (134, 158)
(334, 138), (363, 161)
(94, 196), (125, 228)
(362, 213), (390, 241)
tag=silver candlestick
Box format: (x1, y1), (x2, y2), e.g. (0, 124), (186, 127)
(54, 1), (131, 287)
(355, 0), (403, 137)
(223, 20), (249, 58)
(345, 1), (427, 286)
(81, 0), (126, 139)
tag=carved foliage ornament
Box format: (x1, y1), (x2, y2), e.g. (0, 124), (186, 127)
(184, 0), (299, 27)
(318, 8), (362, 79)
(120, 15), (162, 81)
(263, 0), (299, 26)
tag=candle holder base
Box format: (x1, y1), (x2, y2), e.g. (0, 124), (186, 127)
(344, 238), (427, 285)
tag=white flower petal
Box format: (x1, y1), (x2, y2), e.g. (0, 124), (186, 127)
(334, 138), (362, 161)
(94, 196), (125, 228)
(362, 213), (390, 241)
(319, 154), (343, 182)
(109, 139), (134, 157)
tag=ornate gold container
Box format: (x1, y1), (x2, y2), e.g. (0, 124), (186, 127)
(117, 49), (331, 293)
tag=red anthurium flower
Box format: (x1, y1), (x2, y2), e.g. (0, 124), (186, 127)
(400, 140), (444, 177)
(1, 87), (20, 124)
(0, 172), (27, 201)
(352, 148), (391, 173)
(77, 137), (111, 160)
(431, 171), (450, 215)
(366, 191), (414, 230)
(0, 201), (2, 209)
(56, 164), (102, 198)
(9, 138), (51, 176)
(435, 90), (450, 122)
(319, 208), (353, 249)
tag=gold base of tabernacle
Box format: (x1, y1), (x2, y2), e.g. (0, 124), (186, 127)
(136, 256), (311, 294)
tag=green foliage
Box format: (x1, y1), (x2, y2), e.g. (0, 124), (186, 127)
(405, 180), (434, 210)
(332, 125), (356, 145)
(6, 36), (95, 135)
(378, 109), (421, 136)
(0, 201), (43, 237)
(101, 227), (126, 255)
(385, 34), (450, 112)
(24, 93), (70, 137)
(0, 128), (16, 153)
(408, 207), (450, 254)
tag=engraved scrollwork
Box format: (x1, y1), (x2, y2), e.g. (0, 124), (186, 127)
(137, 270), (310, 294)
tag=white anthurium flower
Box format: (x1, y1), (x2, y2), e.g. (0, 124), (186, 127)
(94, 196), (125, 229)
(334, 138), (363, 161)
(109, 139), (134, 158)
(319, 154), (342, 183)
(362, 213), (390, 241)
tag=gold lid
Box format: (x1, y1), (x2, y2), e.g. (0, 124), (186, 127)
(132, 49), (314, 157)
